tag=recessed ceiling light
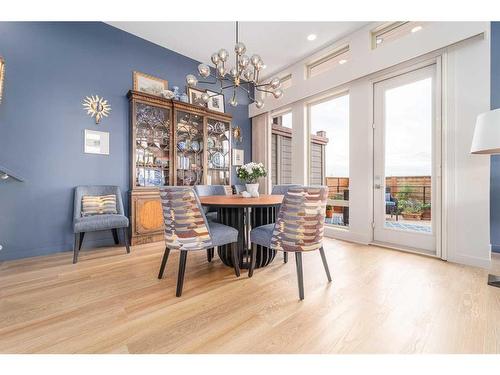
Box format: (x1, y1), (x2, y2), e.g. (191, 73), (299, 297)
(411, 25), (423, 33)
(307, 34), (317, 41)
(338, 59), (347, 65)
(376, 37), (383, 45)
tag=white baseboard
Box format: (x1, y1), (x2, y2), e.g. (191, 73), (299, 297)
(324, 226), (371, 245)
(447, 253), (491, 269)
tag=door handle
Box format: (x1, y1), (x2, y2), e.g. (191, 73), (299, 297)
(374, 184), (382, 189)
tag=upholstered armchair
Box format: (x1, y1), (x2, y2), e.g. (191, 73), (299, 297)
(194, 184), (227, 262)
(158, 186), (240, 297)
(385, 188), (399, 221)
(271, 184), (301, 195)
(249, 186), (331, 300)
(194, 184), (226, 222)
(232, 184), (246, 194)
(72, 185), (130, 264)
(271, 184), (301, 263)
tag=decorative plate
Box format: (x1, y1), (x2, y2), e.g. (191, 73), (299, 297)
(207, 137), (216, 149)
(161, 90), (175, 99)
(177, 140), (187, 151)
(189, 126), (199, 137)
(191, 140), (200, 152)
(214, 122), (226, 133)
(211, 152), (224, 168)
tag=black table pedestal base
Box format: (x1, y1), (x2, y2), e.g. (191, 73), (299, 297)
(216, 206), (278, 269)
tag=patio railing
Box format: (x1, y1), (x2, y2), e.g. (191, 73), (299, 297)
(323, 176), (432, 226)
(385, 184), (431, 204)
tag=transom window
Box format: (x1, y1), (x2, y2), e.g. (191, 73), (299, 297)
(371, 22), (425, 49)
(306, 45), (350, 78)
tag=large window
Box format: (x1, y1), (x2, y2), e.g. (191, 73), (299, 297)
(273, 112), (292, 128)
(309, 94), (350, 227)
(271, 112), (293, 185)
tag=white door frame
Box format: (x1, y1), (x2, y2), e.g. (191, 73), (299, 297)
(370, 58), (443, 258)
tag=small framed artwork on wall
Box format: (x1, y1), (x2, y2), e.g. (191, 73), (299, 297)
(232, 149), (244, 166)
(84, 129), (110, 155)
(188, 87), (207, 107)
(206, 90), (225, 113)
(133, 71), (168, 97)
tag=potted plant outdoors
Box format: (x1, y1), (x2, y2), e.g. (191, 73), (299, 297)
(398, 199), (424, 220)
(422, 203), (431, 220)
(331, 192), (344, 213)
(396, 185), (412, 201)
(236, 162), (267, 197)
(325, 204), (334, 218)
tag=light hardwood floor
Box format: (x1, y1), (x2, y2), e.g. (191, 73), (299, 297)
(1, 239), (500, 354)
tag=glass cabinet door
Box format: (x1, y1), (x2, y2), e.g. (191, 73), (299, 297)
(135, 102), (171, 187)
(175, 111), (205, 186)
(206, 118), (230, 185)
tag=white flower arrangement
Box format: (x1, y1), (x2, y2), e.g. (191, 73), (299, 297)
(236, 162), (267, 184)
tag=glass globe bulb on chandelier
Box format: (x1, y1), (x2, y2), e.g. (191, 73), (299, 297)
(185, 21), (283, 109)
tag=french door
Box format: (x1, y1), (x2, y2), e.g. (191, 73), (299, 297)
(373, 63), (441, 256)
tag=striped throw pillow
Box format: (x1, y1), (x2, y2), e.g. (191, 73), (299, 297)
(81, 195), (117, 216)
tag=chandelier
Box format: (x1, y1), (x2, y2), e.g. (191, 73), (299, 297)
(185, 21), (283, 109)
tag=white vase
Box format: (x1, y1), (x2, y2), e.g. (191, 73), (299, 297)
(245, 183), (259, 197)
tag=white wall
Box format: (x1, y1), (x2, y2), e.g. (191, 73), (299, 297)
(250, 22), (488, 117)
(443, 38), (491, 267)
(251, 22), (491, 268)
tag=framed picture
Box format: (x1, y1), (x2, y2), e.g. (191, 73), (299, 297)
(232, 149), (244, 166)
(133, 71), (168, 96)
(206, 90), (225, 113)
(0, 57), (5, 104)
(84, 129), (109, 155)
(188, 87), (207, 107)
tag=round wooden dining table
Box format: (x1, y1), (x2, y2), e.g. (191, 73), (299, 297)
(199, 194), (284, 269)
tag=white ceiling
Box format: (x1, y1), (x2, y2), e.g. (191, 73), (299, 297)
(107, 22), (368, 78)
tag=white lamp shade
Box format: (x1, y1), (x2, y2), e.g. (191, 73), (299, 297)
(471, 108), (500, 154)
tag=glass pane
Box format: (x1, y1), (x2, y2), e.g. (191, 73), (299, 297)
(271, 112), (293, 185)
(134, 102), (171, 187)
(384, 77), (432, 233)
(271, 134), (278, 186)
(307, 47), (350, 78)
(176, 110), (204, 186)
(207, 119), (230, 185)
(310, 94), (350, 227)
(281, 112), (292, 128)
(372, 22), (425, 49)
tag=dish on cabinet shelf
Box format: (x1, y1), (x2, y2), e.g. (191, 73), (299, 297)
(207, 137), (216, 149)
(211, 152), (225, 168)
(177, 140), (187, 151)
(214, 121), (226, 133)
(190, 140), (201, 152)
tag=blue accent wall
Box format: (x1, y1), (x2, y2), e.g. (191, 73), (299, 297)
(0, 22), (252, 261)
(490, 22), (500, 252)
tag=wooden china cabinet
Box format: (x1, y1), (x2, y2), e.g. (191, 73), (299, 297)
(127, 90), (232, 245)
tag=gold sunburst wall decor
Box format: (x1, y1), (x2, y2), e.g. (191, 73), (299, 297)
(82, 95), (111, 124)
(232, 125), (243, 143)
